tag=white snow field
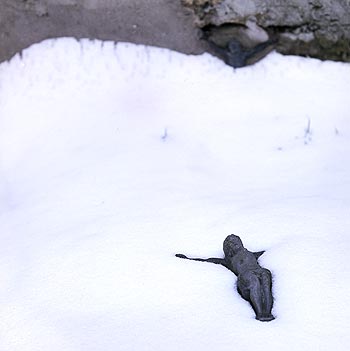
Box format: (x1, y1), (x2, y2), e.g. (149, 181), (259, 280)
(0, 38), (350, 351)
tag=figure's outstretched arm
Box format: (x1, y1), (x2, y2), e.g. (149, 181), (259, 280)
(244, 39), (277, 61)
(253, 251), (265, 259)
(175, 254), (227, 267)
(207, 41), (228, 60)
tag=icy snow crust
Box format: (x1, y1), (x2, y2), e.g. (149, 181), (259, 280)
(0, 38), (350, 350)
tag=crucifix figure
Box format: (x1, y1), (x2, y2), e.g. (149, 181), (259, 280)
(209, 38), (277, 68)
(176, 234), (275, 322)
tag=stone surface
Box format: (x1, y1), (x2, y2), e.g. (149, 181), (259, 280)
(0, 0), (206, 63)
(1, 0), (350, 65)
(182, 0), (350, 62)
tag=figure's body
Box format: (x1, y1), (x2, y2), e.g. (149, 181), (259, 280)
(176, 234), (275, 322)
(209, 38), (277, 68)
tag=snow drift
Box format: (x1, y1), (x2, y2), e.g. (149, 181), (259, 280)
(0, 38), (349, 351)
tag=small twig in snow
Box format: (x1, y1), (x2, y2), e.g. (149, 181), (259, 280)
(161, 128), (168, 142)
(304, 118), (312, 145)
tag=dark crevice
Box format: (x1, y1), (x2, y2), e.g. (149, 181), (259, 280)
(200, 23), (251, 48)
(267, 23), (321, 34)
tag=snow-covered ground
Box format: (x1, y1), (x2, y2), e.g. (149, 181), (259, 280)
(0, 38), (349, 351)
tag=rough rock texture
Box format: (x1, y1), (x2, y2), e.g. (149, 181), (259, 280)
(1, 0), (350, 66)
(182, 0), (350, 62)
(0, 0), (206, 63)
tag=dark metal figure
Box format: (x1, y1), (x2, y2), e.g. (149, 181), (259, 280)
(209, 38), (277, 68)
(176, 234), (275, 322)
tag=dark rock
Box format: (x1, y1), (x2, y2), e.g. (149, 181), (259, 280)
(1, 0), (349, 66)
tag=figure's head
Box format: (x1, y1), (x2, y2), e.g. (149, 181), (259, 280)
(223, 234), (243, 257)
(228, 40), (243, 54)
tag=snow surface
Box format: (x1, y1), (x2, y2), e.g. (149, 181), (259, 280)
(0, 38), (350, 351)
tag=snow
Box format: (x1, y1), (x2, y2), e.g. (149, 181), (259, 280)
(0, 38), (350, 351)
